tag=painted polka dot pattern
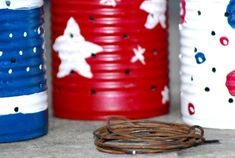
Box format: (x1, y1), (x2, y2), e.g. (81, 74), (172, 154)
(180, 0), (235, 129)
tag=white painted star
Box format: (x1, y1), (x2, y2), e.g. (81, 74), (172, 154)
(140, 0), (167, 29)
(161, 86), (169, 104)
(53, 17), (103, 79)
(131, 45), (146, 65)
(100, 0), (119, 7)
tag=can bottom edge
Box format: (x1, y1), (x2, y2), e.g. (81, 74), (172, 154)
(0, 130), (48, 143)
(0, 110), (48, 143)
(53, 107), (169, 120)
(182, 116), (235, 129)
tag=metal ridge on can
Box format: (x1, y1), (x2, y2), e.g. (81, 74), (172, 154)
(0, 0), (48, 142)
(180, 0), (235, 129)
(51, 0), (169, 120)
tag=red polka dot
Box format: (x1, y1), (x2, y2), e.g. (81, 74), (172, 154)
(226, 70), (235, 96)
(188, 103), (195, 115)
(220, 36), (229, 46)
(180, 0), (186, 25)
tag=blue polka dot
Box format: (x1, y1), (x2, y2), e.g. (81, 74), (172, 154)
(195, 52), (206, 64)
(226, 0), (235, 29)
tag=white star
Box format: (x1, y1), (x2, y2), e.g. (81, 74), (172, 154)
(131, 45), (146, 65)
(140, 0), (167, 29)
(100, 0), (119, 7)
(53, 17), (103, 79)
(161, 86), (169, 104)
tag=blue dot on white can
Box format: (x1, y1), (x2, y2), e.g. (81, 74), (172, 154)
(226, 0), (235, 29)
(195, 52), (206, 64)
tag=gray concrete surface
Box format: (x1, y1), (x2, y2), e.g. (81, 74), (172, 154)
(1, 106), (235, 158)
(1, 1), (235, 158)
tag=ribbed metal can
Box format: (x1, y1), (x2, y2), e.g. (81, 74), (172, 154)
(0, 0), (48, 142)
(51, 0), (169, 120)
(180, 0), (235, 129)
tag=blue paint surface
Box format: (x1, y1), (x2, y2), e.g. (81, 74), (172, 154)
(226, 0), (235, 29)
(0, 7), (48, 143)
(0, 110), (48, 143)
(195, 52), (206, 64)
(0, 7), (46, 98)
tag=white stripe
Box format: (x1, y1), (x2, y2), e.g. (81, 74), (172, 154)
(0, 91), (48, 115)
(0, 0), (43, 9)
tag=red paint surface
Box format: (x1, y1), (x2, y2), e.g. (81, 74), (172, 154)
(226, 70), (235, 96)
(180, 0), (186, 25)
(51, 0), (169, 120)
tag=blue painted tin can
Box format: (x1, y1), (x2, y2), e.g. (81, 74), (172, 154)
(0, 0), (48, 142)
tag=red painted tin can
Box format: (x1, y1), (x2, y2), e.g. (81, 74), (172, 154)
(51, 0), (169, 120)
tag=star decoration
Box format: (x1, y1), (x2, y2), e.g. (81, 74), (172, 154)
(131, 45), (146, 65)
(161, 86), (169, 104)
(53, 17), (103, 79)
(140, 0), (167, 29)
(100, 0), (120, 7)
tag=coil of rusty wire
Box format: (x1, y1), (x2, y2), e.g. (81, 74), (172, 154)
(93, 117), (207, 154)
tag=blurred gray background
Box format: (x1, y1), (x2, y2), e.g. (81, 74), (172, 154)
(168, 0), (181, 106)
(44, 0), (181, 109)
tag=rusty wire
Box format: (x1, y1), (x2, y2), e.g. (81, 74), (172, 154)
(93, 117), (208, 154)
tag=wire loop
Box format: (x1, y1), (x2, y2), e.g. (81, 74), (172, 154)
(93, 117), (207, 154)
